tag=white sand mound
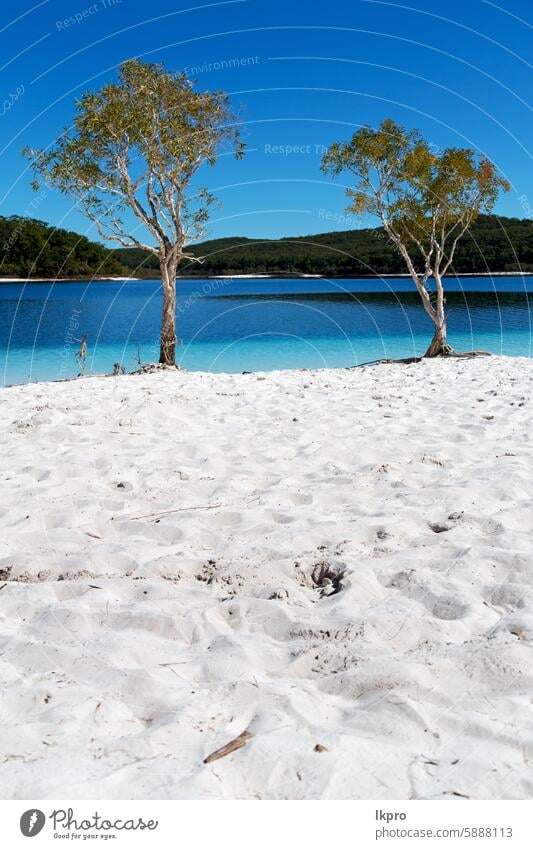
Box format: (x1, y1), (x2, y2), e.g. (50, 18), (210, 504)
(0, 356), (532, 799)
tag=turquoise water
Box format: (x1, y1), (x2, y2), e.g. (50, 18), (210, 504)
(1, 276), (532, 385)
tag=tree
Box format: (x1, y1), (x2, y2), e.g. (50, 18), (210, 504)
(321, 119), (510, 356)
(24, 59), (244, 365)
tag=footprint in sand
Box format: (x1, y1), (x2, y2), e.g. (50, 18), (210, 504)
(431, 596), (468, 621)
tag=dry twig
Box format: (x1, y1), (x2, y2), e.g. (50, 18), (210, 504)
(130, 503), (222, 522)
(203, 730), (253, 764)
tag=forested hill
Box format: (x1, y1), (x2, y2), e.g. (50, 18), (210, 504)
(117, 215), (533, 277)
(0, 216), (124, 278)
(1, 213), (532, 279)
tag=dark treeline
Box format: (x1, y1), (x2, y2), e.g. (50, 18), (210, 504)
(117, 215), (533, 277)
(1, 213), (532, 279)
(0, 216), (124, 278)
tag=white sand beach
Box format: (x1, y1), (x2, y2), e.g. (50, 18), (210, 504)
(1, 356), (532, 800)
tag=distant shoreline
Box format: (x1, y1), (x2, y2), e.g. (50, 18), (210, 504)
(0, 271), (532, 283)
(0, 275), (142, 283)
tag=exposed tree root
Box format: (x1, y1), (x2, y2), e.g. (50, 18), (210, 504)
(130, 362), (182, 375)
(352, 350), (492, 368)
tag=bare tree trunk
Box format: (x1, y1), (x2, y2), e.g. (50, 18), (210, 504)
(159, 258), (177, 365)
(424, 271), (452, 357)
(425, 319), (448, 357)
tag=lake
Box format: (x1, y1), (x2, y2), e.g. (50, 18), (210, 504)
(1, 275), (532, 385)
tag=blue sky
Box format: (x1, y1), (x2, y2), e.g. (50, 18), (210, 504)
(0, 0), (531, 243)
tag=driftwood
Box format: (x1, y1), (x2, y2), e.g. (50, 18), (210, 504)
(203, 730), (253, 764)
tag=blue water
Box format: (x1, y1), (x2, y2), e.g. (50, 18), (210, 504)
(1, 276), (532, 385)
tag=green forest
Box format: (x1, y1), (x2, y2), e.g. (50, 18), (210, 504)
(0, 216), (124, 278)
(0, 213), (532, 279)
(117, 215), (533, 277)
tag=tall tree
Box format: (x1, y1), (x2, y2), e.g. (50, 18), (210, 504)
(24, 59), (244, 365)
(322, 119), (510, 356)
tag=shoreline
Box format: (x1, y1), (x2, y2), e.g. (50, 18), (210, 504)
(1, 356), (533, 799)
(0, 270), (532, 283)
(0, 351), (529, 391)
(0, 275), (142, 283)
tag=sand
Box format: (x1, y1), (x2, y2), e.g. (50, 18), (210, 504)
(0, 356), (532, 800)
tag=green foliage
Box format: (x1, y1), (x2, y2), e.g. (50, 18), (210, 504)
(321, 118), (510, 278)
(0, 216), (124, 277)
(23, 59), (243, 257)
(322, 118), (509, 245)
